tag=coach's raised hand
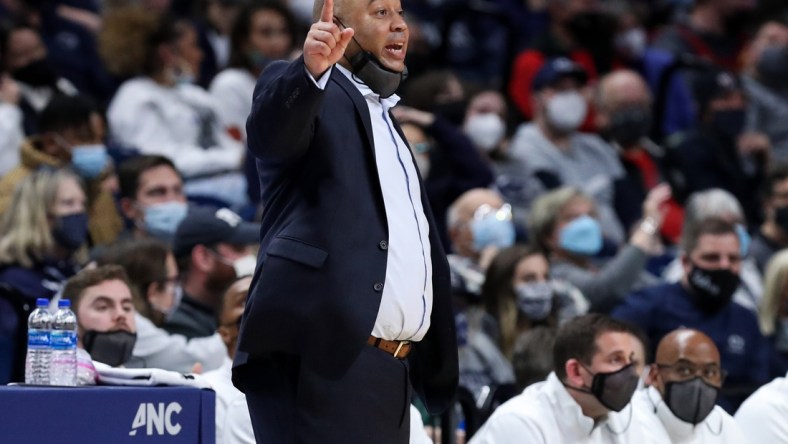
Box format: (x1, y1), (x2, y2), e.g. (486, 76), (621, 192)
(304, 0), (354, 79)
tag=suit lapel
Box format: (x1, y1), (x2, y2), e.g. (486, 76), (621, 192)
(331, 68), (376, 157)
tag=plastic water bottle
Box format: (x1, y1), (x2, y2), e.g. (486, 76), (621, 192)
(50, 299), (77, 386)
(24, 298), (52, 385)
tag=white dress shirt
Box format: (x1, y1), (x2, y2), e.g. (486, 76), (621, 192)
(470, 372), (655, 444)
(309, 65), (433, 342)
(201, 358), (254, 444)
(734, 372), (788, 442)
(632, 386), (744, 443)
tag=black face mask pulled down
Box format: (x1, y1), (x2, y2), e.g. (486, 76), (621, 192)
(335, 17), (408, 99)
(565, 363), (640, 412)
(663, 377), (719, 425)
(82, 330), (137, 367)
(687, 264), (739, 313)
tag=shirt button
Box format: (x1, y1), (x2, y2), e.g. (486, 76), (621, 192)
(379, 240), (388, 250)
(373, 282), (384, 292)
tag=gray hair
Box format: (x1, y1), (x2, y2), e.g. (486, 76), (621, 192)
(684, 188), (744, 227)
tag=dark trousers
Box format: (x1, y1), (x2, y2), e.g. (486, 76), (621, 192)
(244, 345), (412, 444)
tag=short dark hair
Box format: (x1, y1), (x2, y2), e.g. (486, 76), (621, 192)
(553, 314), (636, 381)
(62, 265), (132, 313)
(680, 217), (738, 254)
(96, 238), (170, 322)
(513, 326), (557, 390)
(39, 94), (97, 134)
(118, 154), (179, 200)
(762, 161), (788, 200)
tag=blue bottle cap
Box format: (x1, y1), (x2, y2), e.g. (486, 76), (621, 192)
(58, 299), (71, 308)
(36, 298), (49, 307)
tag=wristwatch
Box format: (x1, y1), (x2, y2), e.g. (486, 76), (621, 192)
(639, 217), (658, 236)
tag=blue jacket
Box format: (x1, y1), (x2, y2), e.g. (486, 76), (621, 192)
(612, 282), (769, 412)
(235, 58), (459, 415)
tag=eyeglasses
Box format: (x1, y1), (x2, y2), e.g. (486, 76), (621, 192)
(656, 361), (727, 385)
(473, 203), (512, 222)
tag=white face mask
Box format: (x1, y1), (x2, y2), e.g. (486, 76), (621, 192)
(464, 113), (506, 152)
(232, 255), (257, 278)
(545, 91), (588, 133)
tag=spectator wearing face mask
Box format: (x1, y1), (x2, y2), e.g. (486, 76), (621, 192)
(392, 106), (495, 253)
(510, 58), (626, 245)
(528, 185), (667, 314)
(741, 20), (788, 160)
(97, 238), (227, 373)
(0, 169), (88, 384)
(751, 163), (788, 273)
(480, 245), (587, 360)
(668, 69), (770, 225)
(1, 23), (78, 136)
(612, 218), (770, 412)
(117, 155), (188, 244)
(0, 94), (123, 246)
(632, 328), (745, 443)
(662, 189), (764, 314)
(166, 207), (258, 339)
(62, 265), (137, 384)
(595, 70), (685, 245)
(100, 7), (246, 209)
(445, 188), (517, 400)
(507, 0), (620, 124)
(470, 314), (653, 443)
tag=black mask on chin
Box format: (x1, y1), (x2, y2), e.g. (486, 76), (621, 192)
(82, 330), (137, 367)
(335, 17), (407, 98)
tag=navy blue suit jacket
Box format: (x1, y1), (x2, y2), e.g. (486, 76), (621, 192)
(233, 57), (458, 414)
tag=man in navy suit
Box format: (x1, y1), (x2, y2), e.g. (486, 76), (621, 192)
(232, 0), (459, 442)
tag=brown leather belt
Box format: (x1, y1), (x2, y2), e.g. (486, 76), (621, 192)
(368, 335), (412, 359)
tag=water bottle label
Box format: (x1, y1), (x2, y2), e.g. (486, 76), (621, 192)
(51, 330), (77, 350)
(27, 329), (50, 347)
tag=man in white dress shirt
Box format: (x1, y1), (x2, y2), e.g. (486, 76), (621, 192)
(470, 314), (652, 443)
(633, 328), (745, 443)
(734, 371), (788, 442)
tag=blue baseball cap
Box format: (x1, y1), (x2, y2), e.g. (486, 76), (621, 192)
(531, 57), (588, 92)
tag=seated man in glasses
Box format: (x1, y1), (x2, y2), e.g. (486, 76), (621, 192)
(633, 328), (745, 443)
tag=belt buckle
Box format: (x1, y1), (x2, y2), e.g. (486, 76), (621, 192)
(393, 340), (410, 359)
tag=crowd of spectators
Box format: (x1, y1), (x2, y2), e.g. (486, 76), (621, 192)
(0, 0), (787, 442)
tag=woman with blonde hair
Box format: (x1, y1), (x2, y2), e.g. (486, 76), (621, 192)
(528, 184), (668, 313)
(0, 168), (89, 384)
(0, 168), (88, 299)
(760, 249), (788, 378)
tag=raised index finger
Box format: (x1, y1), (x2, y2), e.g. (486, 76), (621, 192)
(320, 0), (333, 23)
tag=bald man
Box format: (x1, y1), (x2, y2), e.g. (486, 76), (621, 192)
(632, 328), (745, 443)
(595, 70), (683, 242)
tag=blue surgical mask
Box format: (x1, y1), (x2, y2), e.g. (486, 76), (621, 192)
(52, 212), (89, 250)
(471, 208), (515, 252)
(559, 215), (602, 256)
(735, 224), (750, 258)
(142, 201), (189, 239)
(515, 281), (554, 320)
(71, 145), (108, 179)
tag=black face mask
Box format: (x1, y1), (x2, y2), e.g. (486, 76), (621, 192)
(710, 108), (746, 140)
(12, 58), (58, 87)
(52, 212), (89, 251)
(757, 46), (788, 91)
(605, 106), (652, 148)
(774, 206), (788, 233)
(82, 330), (137, 367)
(567, 363), (640, 412)
(687, 264), (739, 312)
(663, 377), (719, 425)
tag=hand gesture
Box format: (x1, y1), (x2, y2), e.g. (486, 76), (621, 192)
(391, 106), (435, 127)
(304, 0), (354, 79)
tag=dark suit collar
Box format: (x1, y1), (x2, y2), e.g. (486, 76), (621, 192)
(331, 65), (376, 156)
